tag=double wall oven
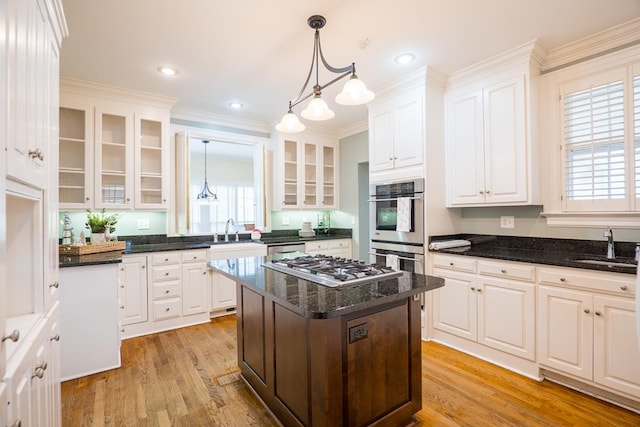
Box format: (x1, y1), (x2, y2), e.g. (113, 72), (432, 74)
(369, 178), (424, 274)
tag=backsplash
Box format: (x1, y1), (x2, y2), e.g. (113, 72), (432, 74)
(58, 211), (167, 239)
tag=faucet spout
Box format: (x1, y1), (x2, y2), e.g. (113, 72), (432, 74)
(225, 218), (235, 243)
(604, 227), (615, 259)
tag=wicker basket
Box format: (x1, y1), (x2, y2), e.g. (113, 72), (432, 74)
(59, 241), (125, 255)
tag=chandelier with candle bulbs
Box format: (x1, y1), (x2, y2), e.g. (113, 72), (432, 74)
(275, 15), (374, 134)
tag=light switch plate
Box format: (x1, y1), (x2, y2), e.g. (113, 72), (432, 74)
(281, 217), (290, 226)
(137, 219), (150, 230)
(500, 216), (515, 229)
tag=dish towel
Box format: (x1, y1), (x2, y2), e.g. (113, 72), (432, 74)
(428, 239), (472, 250)
(396, 197), (411, 232)
(386, 254), (400, 271)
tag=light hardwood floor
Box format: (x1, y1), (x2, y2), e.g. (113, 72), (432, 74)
(62, 316), (640, 426)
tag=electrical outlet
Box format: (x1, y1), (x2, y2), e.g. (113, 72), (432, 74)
(137, 218), (150, 230)
(281, 217), (290, 226)
(500, 216), (515, 229)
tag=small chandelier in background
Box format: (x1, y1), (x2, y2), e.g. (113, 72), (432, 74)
(196, 140), (218, 203)
(276, 15), (374, 134)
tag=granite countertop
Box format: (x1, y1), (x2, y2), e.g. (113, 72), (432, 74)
(208, 256), (444, 319)
(428, 234), (638, 275)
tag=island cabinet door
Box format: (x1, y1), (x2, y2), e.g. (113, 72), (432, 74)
(345, 302), (412, 427)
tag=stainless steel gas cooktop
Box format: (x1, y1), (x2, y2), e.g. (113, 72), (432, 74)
(262, 254), (403, 287)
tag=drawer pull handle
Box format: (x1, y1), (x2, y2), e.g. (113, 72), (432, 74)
(36, 361), (48, 371)
(559, 277), (566, 282)
(2, 329), (20, 343)
(32, 367), (45, 379)
(501, 269), (507, 274)
(620, 285), (628, 291)
(49, 281), (59, 288)
(584, 308), (590, 314)
(50, 334), (60, 342)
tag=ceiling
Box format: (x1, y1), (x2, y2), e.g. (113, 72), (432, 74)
(59, 0), (640, 135)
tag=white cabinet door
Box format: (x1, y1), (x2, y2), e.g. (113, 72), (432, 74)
(477, 277), (536, 361)
(446, 89), (485, 205)
(94, 107), (134, 209)
(46, 302), (61, 427)
(118, 256), (148, 325)
(538, 285), (593, 380)
(182, 263), (209, 316)
(393, 89), (424, 169)
(369, 104), (394, 172)
(5, 349), (34, 427)
(483, 75), (527, 204)
(0, 383), (7, 427)
(593, 295), (640, 398)
(134, 112), (169, 209)
(432, 268), (478, 341)
(320, 144), (337, 209)
(211, 271), (237, 311)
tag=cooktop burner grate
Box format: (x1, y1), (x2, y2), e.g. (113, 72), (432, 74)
(262, 254), (403, 287)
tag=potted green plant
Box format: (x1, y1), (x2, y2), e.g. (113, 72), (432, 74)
(86, 209), (121, 244)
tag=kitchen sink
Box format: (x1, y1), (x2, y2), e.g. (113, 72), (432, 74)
(573, 258), (637, 269)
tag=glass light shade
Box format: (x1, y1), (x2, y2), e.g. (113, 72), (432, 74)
(301, 96), (335, 121)
(335, 76), (375, 105)
(276, 111), (306, 133)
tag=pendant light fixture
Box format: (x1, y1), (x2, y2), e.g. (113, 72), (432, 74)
(196, 140), (218, 202)
(275, 15), (374, 134)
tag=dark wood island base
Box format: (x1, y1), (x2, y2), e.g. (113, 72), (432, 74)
(209, 256), (444, 427)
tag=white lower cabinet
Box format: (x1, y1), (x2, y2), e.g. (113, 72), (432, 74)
(538, 267), (640, 400)
(432, 256), (536, 362)
(0, 382), (6, 427)
(4, 312), (59, 427)
(209, 243), (267, 316)
(305, 238), (352, 258)
(120, 249), (210, 339)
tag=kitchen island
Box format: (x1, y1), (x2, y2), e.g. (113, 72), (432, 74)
(209, 255), (444, 427)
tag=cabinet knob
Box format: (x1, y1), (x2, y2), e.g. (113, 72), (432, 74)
(501, 269), (507, 274)
(202, 271), (207, 275)
(559, 277), (566, 282)
(595, 311), (602, 316)
(165, 272), (170, 276)
(193, 256), (197, 259)
(142, 265), (146, 269)
(165, 290), (170, 294)
(477, 288), (482, 293)
(389, 157), (393, 161)
(9, 419), (22, 427)
(163, 198), (167, 202)
(620, 285), (628, 290)
(49, 281), (59, 289)
(86, 196), (90, 201)
(36, 361), (48, 371)
(470, 287), (476, 291)
(50, 334), (60, 342)
(165, 258), (169, 262)
(584, 308), (590, 314)
(394, 157), (398, 160)
(479, 191), (484, 195)
(120, 305), (125, 309)
(2, 329), (20, 343)
(120, 285), (124, 288)
(449, 262), (454, 266)
(32, 367), (45, 379)
(165, 308), (170, 312)
(485, 190), (490, 194)
(126, 198), (131, 202)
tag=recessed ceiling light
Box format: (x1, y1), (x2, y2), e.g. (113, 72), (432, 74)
(394, 53), (415, 65)
(227, 101), (244, 110)
(157, 66), (179, 76)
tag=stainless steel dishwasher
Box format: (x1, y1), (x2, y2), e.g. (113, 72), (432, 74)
(266, 242), (306, 256)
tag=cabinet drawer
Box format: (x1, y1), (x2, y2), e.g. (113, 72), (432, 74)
(478, 260), (535, 282)
(306, 240), (331, 251)
(181, 250), (207, 263)
(329, 239), (350, 249)
(538, 267), (635, 296)
(151, 252), (180, 266)
(151, 264), (181, 282)
(153, 298), (181, 321)
(151, 280), (181, 300)
(432, 254), (476, 273)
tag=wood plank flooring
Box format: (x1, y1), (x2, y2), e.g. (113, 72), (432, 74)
(62, 316), (640, 426)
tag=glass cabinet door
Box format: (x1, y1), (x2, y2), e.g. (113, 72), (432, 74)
(135, 114), (167, 209)
(59, 105), (93, 208)
(95, 109), (132, 208)
(322, 145), (336, 208)
(303, 142), (317, 207)
(282, 140), (298, 207)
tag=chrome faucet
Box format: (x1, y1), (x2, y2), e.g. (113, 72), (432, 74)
(604, 227), (615, 259)
(225, 218), (235, 242)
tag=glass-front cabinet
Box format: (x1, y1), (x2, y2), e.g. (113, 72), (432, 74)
(135, 114), (168, 209)
(283, 140), (298, 207)
(59, 105), (93, 209)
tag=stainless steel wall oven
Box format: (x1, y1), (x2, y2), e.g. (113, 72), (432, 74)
(369, 178), (424, 246)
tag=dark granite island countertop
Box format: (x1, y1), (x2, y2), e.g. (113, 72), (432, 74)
(208, 256), (444, 319)
(209, 255), (444, 427)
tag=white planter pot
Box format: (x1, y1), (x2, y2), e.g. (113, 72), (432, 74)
(90, 232), (106, 245)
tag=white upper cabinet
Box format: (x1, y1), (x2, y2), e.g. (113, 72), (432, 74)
(368, 75), (425, 181)
(445, 40), (544, 207)
(59, 79), (176, 211)
(272, 131), (338, 210)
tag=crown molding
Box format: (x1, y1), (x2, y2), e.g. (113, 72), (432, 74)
(60, 77), (177, 108)
(373, 66), (428, 101)
(172, 107), (271, 134)
(337, 120), (368, 139)
(542, 17), (640, 73)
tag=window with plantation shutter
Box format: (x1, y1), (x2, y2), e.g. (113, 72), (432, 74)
(560, 67), (634, 212)
(634, 75), (640, 199)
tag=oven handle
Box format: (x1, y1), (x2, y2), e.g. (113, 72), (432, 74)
(367, 195), (422, 203)
(368, 251), (418, 262)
